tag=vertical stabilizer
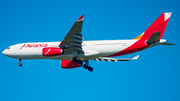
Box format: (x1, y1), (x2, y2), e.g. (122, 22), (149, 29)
(134, 13), (172, 40)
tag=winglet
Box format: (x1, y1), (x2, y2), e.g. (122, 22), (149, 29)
(77, 15), (84, 21)
(132, 55), (139, 60)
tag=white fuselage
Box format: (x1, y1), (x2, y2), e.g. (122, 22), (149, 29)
(2, 40), (138, 60)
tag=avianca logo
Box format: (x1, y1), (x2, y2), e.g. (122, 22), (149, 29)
(20, 44), (48, 49)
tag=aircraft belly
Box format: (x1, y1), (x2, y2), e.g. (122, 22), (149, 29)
(46, 54), (74, 60)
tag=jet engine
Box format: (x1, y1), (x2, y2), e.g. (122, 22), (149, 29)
(42, 47), (63, 56)
(61, 60), (82, 69)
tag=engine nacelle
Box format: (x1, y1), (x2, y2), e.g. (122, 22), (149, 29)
(42, 47), (63, 56)
(61, 60), (81, 69)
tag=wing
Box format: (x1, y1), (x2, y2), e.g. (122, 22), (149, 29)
(59, 15), (84, 54)
(94, 55), (139, 62)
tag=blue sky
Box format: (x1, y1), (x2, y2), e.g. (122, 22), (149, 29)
(0, 0), (180, 101)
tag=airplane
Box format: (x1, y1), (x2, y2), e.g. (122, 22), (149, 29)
(2, 12), (174, 72)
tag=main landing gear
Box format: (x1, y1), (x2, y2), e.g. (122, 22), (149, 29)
(83, 60), (93, 72)
(18, 59), (22, 66)
(72, 56), (83, 66)
(72, 57), (93, 72)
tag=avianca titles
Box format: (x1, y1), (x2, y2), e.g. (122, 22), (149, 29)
(2, 12), (174, 72)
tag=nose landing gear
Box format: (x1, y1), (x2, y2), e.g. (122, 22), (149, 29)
(18, 59), (22, 66)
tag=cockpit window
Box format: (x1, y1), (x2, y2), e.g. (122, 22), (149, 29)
(7, 47), (10, 49)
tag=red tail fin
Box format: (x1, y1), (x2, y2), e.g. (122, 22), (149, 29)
(134, 13), (172, 40)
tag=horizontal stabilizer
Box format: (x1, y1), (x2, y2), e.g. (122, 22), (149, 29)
(159, 43), (175, 45)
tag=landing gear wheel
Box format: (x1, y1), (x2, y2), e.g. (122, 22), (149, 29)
(83, 60), (93, 72)
(18, 59), (22, 66)
(18, 63), (22, 66)
(77, 60), (83, 66)
(83, 64), (88, 69)
(88, 67), (93, 72)
(73, 57), (78, 62)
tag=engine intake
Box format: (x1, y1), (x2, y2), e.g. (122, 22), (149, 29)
(42, 47), (63, 56)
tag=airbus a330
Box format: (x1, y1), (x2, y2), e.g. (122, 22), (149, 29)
(2, 12), (174, 72)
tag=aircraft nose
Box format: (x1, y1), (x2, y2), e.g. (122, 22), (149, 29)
(2, 50), (7, 55)
(2, 49), (12, 57)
